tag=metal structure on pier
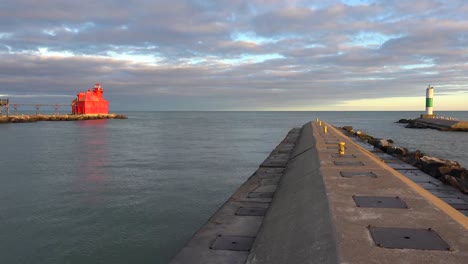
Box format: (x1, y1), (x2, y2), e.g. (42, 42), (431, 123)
(0, 98), (9, 117)
(0, 99), (70, 117)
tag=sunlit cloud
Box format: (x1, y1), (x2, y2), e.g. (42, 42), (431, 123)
(347, 32), (404, 47)
(231, 31), (293, 45)
(400, 63), (435, 70)
(221, 53), (284, 65)
(106, 51), (162, 65)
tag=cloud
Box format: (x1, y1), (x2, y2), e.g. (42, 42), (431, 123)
(0, 0), (467, 110)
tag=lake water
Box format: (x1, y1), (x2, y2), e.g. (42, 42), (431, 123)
(1, 111), (467, 263)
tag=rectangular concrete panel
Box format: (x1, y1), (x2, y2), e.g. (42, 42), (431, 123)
(334, 161), (364, 166)
(260, 179), (279, 185)
(373, 153), (400, 161)
(253, 185), (277, 193)
(258, 173), (282, 179)
(439, 197), (468, 204)
(353, 142), (375, 151)
(235, 207), (268, 216)
(277, 143), (295, 151)
(257, 168), (285, 174)
(459, 210), (468, 216)
(248, 192), (274, 198)
(416, 181), (452, 190)
(381, 159), (406, 164)
(388, 163), (419, 170)
(449, 203), (468, 210)
(260, 154), (290, 168)
(340, 171), (377, 178)
(353, 196), (408, 208)
(399, 170), (436, 182)
(428, 189), (466, 198)
(331, 154), (356, 158)
(210, 235), (255, 251)
(369, 227), (450, 250)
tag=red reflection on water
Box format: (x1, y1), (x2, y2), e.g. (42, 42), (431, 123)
(75, 119), (110, 203)
(77, 119), (109, 127)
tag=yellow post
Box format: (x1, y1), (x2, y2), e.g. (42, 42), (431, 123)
(324, 126), (328, 134)
(316, 118), (319, 123)
(319, 121), (322, 126)
(339, 142), (345, 155)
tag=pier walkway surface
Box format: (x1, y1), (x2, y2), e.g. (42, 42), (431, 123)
(170, 121), (468, 264)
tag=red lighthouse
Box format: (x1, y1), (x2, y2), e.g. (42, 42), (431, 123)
(71, 83), (109, 114)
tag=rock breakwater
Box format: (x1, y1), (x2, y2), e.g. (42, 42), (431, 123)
(342, 126), (468, 194)
(0, 113), (127, 123)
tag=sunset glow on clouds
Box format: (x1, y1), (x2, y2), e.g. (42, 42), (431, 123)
(0, 0), (467, 110)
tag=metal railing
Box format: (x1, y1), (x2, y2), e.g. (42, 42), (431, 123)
(0, 102), (71, 117)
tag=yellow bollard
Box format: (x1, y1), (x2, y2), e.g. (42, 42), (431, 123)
(316, 118), (319, 123)
(319, 121), (322, 126)
(324, 126), (328, 134)
(338, 142), (345, 155)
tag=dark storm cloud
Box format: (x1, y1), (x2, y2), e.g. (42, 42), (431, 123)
(0, 0), (467, 110)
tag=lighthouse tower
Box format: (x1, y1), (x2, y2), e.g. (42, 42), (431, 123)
(421, 85), (436, 118)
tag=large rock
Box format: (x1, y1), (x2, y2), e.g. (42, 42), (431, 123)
(357, 133), (373, 141)
(397, 119), (412, 123)
(402, 150), (425, 166)
(406, 122), (427, 129)
(420, 156), (461, 179)
(442, 169), (468, 194)
(386, 146), (407, 156)
(420, 156), (461, 168)
(367, 137), (378, 146)
(367, 138), (392, 149)
(376, 139), (392, 148)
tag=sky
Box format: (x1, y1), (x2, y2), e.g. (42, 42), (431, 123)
(0, 0), (467, 111)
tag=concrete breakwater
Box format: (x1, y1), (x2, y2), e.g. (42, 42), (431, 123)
(0, 113), (127, 123)
(171, 128), (309, 264)
(171, 121), (468, 264)
(341, 126), (468, 195)
(398, 118), (468, 131)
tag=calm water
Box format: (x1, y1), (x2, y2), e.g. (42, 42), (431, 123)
(1, 111), (467, 263)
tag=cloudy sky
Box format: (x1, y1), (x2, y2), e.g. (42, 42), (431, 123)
(0, 0), (467, 111)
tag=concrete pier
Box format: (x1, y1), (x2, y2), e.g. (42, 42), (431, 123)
(311, 121), (467, 263)
(407, 118), (468, 131)
(0, 113), (127, 123)
(170, 128), (301, 264)
(171, 121), (468, 263)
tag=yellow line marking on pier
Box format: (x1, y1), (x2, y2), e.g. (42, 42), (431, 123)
(317, 121), (468, 230)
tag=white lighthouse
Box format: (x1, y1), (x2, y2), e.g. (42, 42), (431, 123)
(426, 85), (434, 115)
(421, 85), (436, 118)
